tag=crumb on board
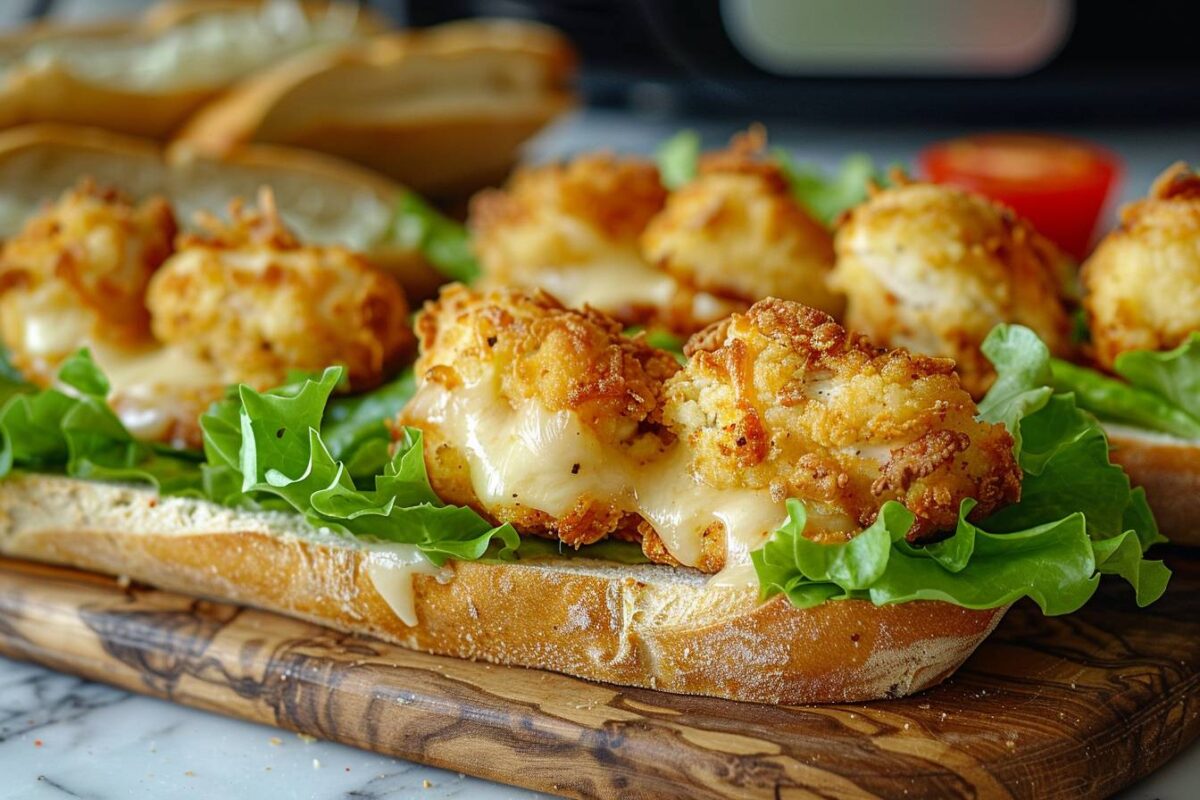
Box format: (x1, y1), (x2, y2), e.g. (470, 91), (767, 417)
(423, 779), (433, 789)
(312, 759), (321, 770)
(297, 733), (318, 744)
(268, 737), (282, 747)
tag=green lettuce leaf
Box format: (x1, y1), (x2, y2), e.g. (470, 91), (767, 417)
(323, 369), (417, 484)
(390, 191), (479, 283)
(0, 350), (203, 493)
(774, 150), (881, 225)
(656, 130), (701, 190)
(753, 324), (1170, 615)
(203, 367), (518, 566)
(1051, 333), (1200, 439)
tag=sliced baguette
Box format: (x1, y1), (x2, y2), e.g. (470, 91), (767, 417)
(0, 1), (378, 139)
(174, 19), (576, 199)
(1105, 424), (1200, 547)
(0, 123), (444, 299)
(0, 474), (1005, 705)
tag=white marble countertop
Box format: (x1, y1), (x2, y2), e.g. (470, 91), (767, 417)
(3, 111), (1199, 799)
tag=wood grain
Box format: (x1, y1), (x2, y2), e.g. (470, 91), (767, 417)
(0, 552), (1197, 800)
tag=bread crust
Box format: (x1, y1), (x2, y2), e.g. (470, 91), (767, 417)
(173, 20), (577, 198)
(0, 474), (1006, 704)
(0, 1), (383, 139)
(1105, 424), (1200, 547)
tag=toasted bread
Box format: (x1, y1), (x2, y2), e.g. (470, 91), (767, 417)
(0, 474), (1006, 704)
(0, 1), (378, 139)
(175, 19), (576, 199)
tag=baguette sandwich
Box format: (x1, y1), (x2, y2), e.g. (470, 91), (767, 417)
(1047, 163), (1200, 546)
(0, 0), (379, 139)
(0, 123), (470, 299)
(0, 173), (1170, 703)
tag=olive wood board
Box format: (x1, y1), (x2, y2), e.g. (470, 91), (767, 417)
(0, 552), (1197, 800)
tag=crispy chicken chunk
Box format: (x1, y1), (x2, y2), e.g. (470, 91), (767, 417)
(663, 299), (1021, 545)
(831, 176), (1074, 397)
(0, 181), (176, 383)
(642, 129), (843, 316)
(146, 189), (413, 391)
(1082, 162), (1200, 369)
(471, 132), (842, 335)
(401, 288), (1020, 572)
(400, 283), (680, 547)
(469, 154), (691, 326)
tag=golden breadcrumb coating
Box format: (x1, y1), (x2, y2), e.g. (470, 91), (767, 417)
(469, 154), (680, 320)
(831, 177), (1074, 397)
(0, 181), (176, 383)
(401, 287), (1020, 572)
(400, 283), (680, 548)
(663, 299), (1021, 544)
(146, 189), (413, 391)
(642, 128), (844, 316)
(1082, 162), (1200, 369)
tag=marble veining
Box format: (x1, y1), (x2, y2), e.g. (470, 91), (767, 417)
(0, 657), (546, 800)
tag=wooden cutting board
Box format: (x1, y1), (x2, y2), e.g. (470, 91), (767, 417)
(0, 552), (1197, 800)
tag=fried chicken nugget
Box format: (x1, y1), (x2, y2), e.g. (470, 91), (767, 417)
(0, 181), (176, 383)
(1082, 162), (1200, 369)
(146, 189), (413, 391)
(642, 129), (844, 317)
(663, 299), (1021, 546)
(469, 154), (686, 323)
(400, 284), (681, 548)
(831, 177), (1074, 397)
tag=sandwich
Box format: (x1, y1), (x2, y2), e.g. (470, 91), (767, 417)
(0, 0), (379, 138)
(824, 159), (1200, 545)
(0, 171), (1169, 703)
(0, 123), (472, 299)
(1049, 163), (1200, 546)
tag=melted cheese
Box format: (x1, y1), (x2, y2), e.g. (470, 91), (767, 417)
(536, 254), (678, 314)
(364, 543), (445, 627)
(408, 375), (787, 571)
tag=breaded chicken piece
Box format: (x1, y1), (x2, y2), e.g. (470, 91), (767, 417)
(401, 287), (1020, 573)
(663, 299), (1021, 547)
(147, 189), (413, 391)
(831, 176), (1074, 397)
(0, 181), (176, 383)
(642, 128), (844, 316)
(469, 154), (690, 325)
(400, 283), (680, 547)
(1082, 162), (1200, 369)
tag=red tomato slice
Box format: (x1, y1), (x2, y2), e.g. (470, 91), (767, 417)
(920, 134), (1121, 260)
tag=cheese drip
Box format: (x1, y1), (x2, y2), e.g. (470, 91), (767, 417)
(364, 543), (445, 627)
(407, 376), (788, 574)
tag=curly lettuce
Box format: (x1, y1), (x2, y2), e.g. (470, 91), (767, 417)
(390, 190), (480, 283)
(1051, 333), (1200, 439)
(0, 353), (514, 566)
(752, 324), (1170, 614)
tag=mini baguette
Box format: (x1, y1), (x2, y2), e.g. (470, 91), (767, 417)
(0, 1), (379, 139)
(0, 123), (444, 299)
(0, 474), (1006, 705)
(174, 19), (577, 199)
(1105, 424), (1200, 547)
